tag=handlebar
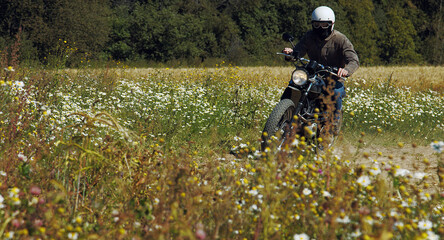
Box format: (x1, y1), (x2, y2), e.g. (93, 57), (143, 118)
(276, 52), (346, 81)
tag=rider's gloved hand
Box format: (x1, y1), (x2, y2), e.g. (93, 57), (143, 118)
(282, 48), (294, 61)
(337, 68), (348, 77)
(282, 48), (293, 55)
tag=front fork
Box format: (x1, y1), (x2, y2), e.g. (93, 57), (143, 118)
(292, 82), (314, 123)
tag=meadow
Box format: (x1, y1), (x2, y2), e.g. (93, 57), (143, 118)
(0, 63), (443, 239)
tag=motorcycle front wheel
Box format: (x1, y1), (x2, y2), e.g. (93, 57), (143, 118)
(261, 99), (296, 151)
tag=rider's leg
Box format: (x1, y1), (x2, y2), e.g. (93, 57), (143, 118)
(333, 86), (346, 114)
(332, 86), (346, 134)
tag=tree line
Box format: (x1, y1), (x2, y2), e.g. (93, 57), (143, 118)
(0, 0), (442, 67)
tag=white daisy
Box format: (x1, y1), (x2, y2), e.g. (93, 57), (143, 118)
(357, 175), (371, 187)
(302, 188), (312, 196)
(418, 220), (433, 230)
(293, 233), (310, 240)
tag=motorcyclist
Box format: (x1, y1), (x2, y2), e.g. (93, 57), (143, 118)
(283, 6), (359, 129)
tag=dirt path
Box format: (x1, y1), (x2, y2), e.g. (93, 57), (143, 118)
(225, 140), (442, 192)
(335, 142), (442, 192)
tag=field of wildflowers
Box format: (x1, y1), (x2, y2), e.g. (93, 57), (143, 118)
(0, 63), (443, 239)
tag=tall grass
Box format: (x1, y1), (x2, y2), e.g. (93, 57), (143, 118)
(0, 63), (442, 239)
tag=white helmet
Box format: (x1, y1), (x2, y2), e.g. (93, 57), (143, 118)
(311, 6), (335, 29)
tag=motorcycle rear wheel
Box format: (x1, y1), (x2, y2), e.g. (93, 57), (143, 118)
(261, 99), (296, 151)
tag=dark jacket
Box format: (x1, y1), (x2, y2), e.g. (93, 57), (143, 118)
(293, 30), (359, 76)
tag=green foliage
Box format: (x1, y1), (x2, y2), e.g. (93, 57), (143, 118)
(382, 7), (422, 64)
(55, 0), (111, 54)
(274, 0), (313, 37)
(0, 0), (442, 65)
(339, 0), (380, 65)
(0, 0), (111, 66)
(107, 5), (134, 60)
(228, 1), (281, 64)
(128, 1), (241, 65)
(411, 0), (444, 65)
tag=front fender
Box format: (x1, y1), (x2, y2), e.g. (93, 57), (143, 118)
(280, 86), (301, 105)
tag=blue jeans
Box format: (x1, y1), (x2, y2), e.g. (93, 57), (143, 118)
(316, 79), (345, 115)
(334, 86), (346, 113)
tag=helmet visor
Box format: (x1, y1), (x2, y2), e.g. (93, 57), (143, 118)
(312, 21), (332, 29)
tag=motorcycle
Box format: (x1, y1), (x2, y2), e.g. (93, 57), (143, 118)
(261, 33), (345, 152)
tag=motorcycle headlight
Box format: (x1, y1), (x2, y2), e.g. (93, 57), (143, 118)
(291, 70), (308, 85)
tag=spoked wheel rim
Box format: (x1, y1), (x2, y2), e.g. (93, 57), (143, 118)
(276, 106), (295, 149)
